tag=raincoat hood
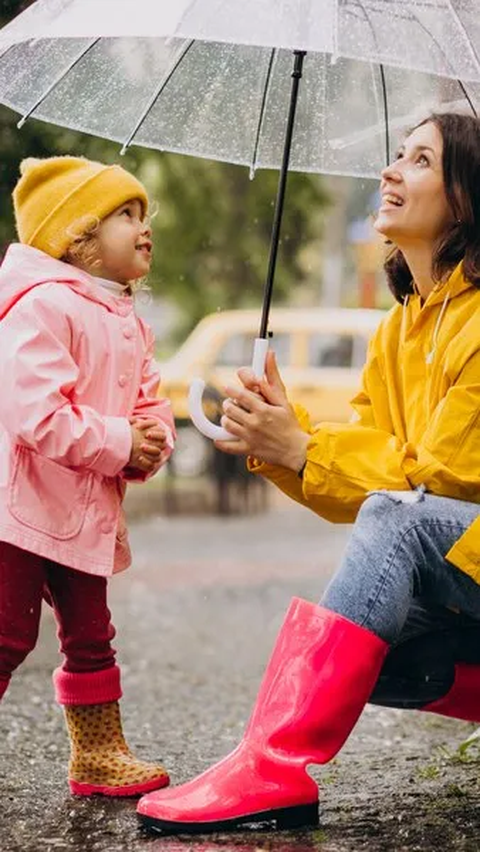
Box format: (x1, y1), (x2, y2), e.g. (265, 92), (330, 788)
(0, 243), (121, 320)
(400, 262), (474, 365)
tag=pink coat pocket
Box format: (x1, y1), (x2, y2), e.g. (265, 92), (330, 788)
(8, 446), (93, 540)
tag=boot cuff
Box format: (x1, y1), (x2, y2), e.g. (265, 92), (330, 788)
(53, 665), (122, 706)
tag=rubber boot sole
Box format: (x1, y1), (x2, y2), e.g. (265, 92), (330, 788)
(71, 773), (169, 797)
(139, 801), (319, 834)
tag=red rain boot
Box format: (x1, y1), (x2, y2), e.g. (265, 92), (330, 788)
(137, 597), (388, 834)
(423, 663), (480, 722)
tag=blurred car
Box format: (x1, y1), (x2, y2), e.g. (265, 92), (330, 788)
(160, 306), (386, 478)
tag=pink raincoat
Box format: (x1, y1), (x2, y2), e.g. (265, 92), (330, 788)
(0, 244), (175, 576)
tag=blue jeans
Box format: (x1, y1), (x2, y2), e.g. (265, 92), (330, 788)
(321, 492), (480, 707)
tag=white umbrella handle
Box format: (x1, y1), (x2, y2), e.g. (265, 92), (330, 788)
(188, 337), (269, 441)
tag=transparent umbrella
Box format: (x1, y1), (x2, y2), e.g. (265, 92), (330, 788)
(0, 0), (479, 438)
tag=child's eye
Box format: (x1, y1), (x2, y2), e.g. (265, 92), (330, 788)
(417, 154), (429, 166)
(121, 207), (133, 217)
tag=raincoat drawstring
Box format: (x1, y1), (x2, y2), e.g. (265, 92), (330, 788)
(401, 294), (409, 345)
(426, 291), (450, 364)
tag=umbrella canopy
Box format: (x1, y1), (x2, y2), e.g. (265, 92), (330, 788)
(1, 0), (479, 439)
(1, 0), (480, 79)
(0, 1), (478, 179)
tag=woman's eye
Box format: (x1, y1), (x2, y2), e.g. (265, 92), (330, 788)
(417, 154), (429, 166)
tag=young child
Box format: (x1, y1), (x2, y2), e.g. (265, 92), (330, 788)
(0, 155), (176, 797)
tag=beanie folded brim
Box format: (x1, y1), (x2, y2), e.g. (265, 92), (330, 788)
(14, 158), (149, 259)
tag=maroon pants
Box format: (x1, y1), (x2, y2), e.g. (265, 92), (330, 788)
(0, 540), (116, 696)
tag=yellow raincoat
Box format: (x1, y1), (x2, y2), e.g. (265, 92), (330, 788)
(249, 262), (480, 584)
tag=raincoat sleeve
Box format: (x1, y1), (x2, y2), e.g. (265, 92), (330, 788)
(0, 288), (132, 477)
(122, 320), (176, 483)
(248, 338), (480, 524)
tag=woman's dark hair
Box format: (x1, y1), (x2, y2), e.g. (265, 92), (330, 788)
(384, 112), (480, 303)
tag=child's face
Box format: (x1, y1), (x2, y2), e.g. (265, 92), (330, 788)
(94, 198), (152, 284)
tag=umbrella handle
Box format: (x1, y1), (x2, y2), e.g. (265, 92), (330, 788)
(188, 337), (269, 441)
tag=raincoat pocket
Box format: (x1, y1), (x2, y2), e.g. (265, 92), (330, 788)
(8, 445), (93, 540)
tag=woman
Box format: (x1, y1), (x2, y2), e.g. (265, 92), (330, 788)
(138, 112), (480, 833)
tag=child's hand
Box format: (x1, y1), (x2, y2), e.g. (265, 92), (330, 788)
(129, 417), (168, 473)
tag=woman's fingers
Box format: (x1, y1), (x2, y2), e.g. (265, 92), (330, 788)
(265, 350), (286, 391)
(222, 396), (253, 426)
(237, 353), (288, 408)
(214, 435), (249, 455)
(237, 367), (261, 395)
(223, 384), (264, 415)
(262, 352), (288, 404)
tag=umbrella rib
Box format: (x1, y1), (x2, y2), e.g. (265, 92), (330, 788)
(350, 1), (473, 81)
(445, 0), (480, 80)
(0, 43), (16, 63)
(378, 64), (390, 167)
(456, 79), (478, 117)
(17, 37), (100, 128)
(120, 39), (195, 155)
(250, 48), (276, 176)
(353, 0), (391, 167)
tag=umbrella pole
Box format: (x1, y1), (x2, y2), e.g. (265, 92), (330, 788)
(189, 50), (306, 440)
(259, 49), (306, 340)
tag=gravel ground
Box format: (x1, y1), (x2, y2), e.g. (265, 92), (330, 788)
(1, 493), (479, 852)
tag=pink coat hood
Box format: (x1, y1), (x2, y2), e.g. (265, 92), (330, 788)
(0, 243), (119, 318)
(0, 243), (175, 577)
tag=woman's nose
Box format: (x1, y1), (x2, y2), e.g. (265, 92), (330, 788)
(381, 162), (402, 183)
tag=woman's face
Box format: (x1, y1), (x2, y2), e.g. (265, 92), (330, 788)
(374, 121), (455, 249)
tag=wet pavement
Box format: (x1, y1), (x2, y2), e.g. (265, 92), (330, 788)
(1, 494), (479, 852)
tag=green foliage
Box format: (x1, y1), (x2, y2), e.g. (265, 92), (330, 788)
(457, 726), (480, 757)
(416, 763), (441, 780)
(0, 0), (330, 335)
(146, 154), (328, 335)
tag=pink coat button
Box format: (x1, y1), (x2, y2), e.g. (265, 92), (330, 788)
(118, 375), (128, 387)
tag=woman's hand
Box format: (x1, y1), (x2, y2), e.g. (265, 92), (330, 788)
(215, 351), (310, 471)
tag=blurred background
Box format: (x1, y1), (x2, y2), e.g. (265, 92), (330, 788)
(0, 0), (392, 518)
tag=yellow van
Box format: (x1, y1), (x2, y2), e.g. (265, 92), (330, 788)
(161, 306), (385, 428)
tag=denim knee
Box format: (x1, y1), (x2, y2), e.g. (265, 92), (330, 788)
(360, 490), (480, 529)
(356, 492), (417, 532)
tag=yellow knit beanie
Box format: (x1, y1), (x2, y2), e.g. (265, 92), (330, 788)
(13, 155), (149, 259)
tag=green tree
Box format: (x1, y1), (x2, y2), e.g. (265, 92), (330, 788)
(144, 153), (328, 335)
(0, 0), (330, 337)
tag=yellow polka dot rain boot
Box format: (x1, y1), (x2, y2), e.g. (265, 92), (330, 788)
(64, 701), (170, 796)
(53, 665), (169, 797)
